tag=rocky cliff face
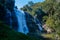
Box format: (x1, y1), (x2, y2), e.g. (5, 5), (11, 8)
(25, 12), (41, 33)
(0, 0), (18, 31)
(0, 0), (15, 11)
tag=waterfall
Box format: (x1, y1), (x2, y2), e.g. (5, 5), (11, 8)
(36, 19), (43, 31)
(5, 8), (42, 34)
(14, 8), (29, 34)
(5, 7), (42, 34)
(34, 15), (43, 31)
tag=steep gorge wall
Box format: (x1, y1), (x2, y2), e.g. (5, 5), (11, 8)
(0, 0), (18, 31)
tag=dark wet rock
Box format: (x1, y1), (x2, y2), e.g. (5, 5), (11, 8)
(25, 12), (39, 33)
(11, 11), (18, 31)
(0, 0), (18, 31)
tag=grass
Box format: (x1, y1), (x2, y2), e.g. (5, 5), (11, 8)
(41, 33), (60, 40)
(41, 33), (54, 38)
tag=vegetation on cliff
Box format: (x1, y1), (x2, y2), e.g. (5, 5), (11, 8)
(21, 0), (60, 39)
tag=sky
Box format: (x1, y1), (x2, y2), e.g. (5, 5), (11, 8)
(15, 0), (45, 9)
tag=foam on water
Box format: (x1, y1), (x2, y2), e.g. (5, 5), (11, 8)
(14, 8), (29, 34)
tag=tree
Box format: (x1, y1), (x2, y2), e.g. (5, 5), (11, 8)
(28, 1), (34, 6)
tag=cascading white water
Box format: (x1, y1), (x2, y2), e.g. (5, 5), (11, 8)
(14, 8), (29, 34)
(34, 16), (43, 31)
(36, 19), (43, 31)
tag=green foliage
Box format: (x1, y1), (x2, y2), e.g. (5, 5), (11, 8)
(21, 0), (60, 36)
(46, 17), (55, 28)
(28, 1), (34, 6)
(43, 16), (48, 22)
(43, 0), (60, 35)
